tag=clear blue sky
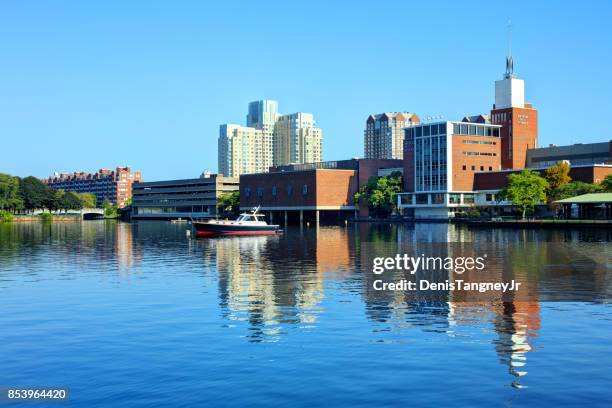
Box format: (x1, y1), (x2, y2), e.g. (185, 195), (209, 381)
(1, 1), (611, 181)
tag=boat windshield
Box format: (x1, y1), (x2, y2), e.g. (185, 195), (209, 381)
(237, 215), (257, 222)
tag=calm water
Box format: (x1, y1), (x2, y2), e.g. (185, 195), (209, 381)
(0, 221), (611, 407)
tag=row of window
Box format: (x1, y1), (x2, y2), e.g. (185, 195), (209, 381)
(453, 124), (500, 137)
(405, 123), (448, 138)
(462, 152), (497, 156)
(491, 112), (509, 124)
(136, 206), (210, 214)
(462, 140), (497, 145)
(462, 165), (495, 171)
(244, 184), (309, 198)
(400, 192), (475, 205)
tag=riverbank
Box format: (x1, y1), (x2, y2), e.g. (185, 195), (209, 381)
(453, 218), (612, 229)
(2, 215), (81, 222)
(350, 217), (612, 228)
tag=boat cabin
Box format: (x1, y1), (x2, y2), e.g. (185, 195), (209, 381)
(236, 213), (265, 223)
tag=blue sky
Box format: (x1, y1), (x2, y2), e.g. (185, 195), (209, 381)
(1, 1), (611, 180)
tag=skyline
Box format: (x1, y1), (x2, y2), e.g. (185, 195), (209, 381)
(1, 1), (611, 181)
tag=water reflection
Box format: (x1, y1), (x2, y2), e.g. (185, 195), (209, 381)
(0, 221), (610, 391)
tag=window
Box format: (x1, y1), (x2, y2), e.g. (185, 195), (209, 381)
(462, 165), (466, 170)
(302, 184), (308, 195)
(287, 185), (293, 196)
(480, 166), (484, 171)
(471, 165), (475, 171)
(423, 126), (430, 136)
(245, 188), (251, 197)
(416, 194), (428, 204)
(257, 188), (264, 197)
(463, 194), (475, 204)
(488, 166), (493, 171)
(449, 194), (461, 204)
(432, 193), (444, 204)
(486, 193), (495, 202)
(453, 124), (461, 134)
(272, 186), (277, 196)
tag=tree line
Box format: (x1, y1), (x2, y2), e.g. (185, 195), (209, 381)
(499, 162), (612, 218)
(0, 173), (97, 214)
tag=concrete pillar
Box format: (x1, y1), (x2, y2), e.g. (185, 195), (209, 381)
(315, 210), (320, 226)
(299, 209), (303, 224)
(284, 210), (288, 225)
(269, 211), (274, 223)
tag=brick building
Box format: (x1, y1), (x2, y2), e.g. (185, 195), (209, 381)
(491, 55), (538, 169)
(400, 121), (503, 218)
(240, 159), (402, 224)
(398, 54), (541, 219)
(45, 166), (142, 208)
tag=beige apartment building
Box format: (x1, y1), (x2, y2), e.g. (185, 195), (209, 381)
(218, 100), (323, 177)
(273, 112), (322, 166)
(218, 124), (273, 178)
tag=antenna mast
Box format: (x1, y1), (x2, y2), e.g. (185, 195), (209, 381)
(505, 19), (516, 78)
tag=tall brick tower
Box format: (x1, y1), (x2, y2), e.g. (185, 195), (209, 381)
(490, 51), (538, 169)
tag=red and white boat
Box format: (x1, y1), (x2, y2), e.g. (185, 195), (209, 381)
(192, 206), (280, 236)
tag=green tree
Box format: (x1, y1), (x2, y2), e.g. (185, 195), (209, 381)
(543, 161), (571, 192)
(20, 176), (51, 213)
(101, 198), (118, 217)
(217, 191), (240, 217)
(600, 174), (612, 192)
(0, 173), (23, 212)
(354, 172), (403, 217)
(78, 193), (97, 208)
(61, 192), (83, 212)
(498, 170), (549, 219)
(47, 189), (65, 212)
(549, 181), (602, 202)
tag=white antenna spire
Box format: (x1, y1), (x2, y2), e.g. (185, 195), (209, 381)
(505, 19), (516, 78)
(507, 19), (512, 57)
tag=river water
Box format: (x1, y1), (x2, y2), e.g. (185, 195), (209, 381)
(0, 221), (610, 407)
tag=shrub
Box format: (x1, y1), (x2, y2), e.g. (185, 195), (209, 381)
(465, 207), (481, 218)
(0, 210), (14, 222)
(39, 212), (53, 222)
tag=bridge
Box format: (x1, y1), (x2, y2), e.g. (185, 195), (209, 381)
(80, 208), (105, 220)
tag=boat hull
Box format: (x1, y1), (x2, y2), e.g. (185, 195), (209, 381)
(192, 222), (280, 236)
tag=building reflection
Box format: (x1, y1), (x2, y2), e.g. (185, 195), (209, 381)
(211, 227), (353, 342)
(114, 221), (141, 270)
(357, 223), (544, 387)
(201, 222), (608, 386)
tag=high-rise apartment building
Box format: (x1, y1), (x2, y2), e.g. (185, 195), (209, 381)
(218, 124), (273, 177)
(45, 166), (142, 208)
(364, 112), (419, 159)
(274, 112), (322, 166)
(218, 100), (323, 177)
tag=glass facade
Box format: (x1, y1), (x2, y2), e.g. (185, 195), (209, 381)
(406, 123), (448, 192)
